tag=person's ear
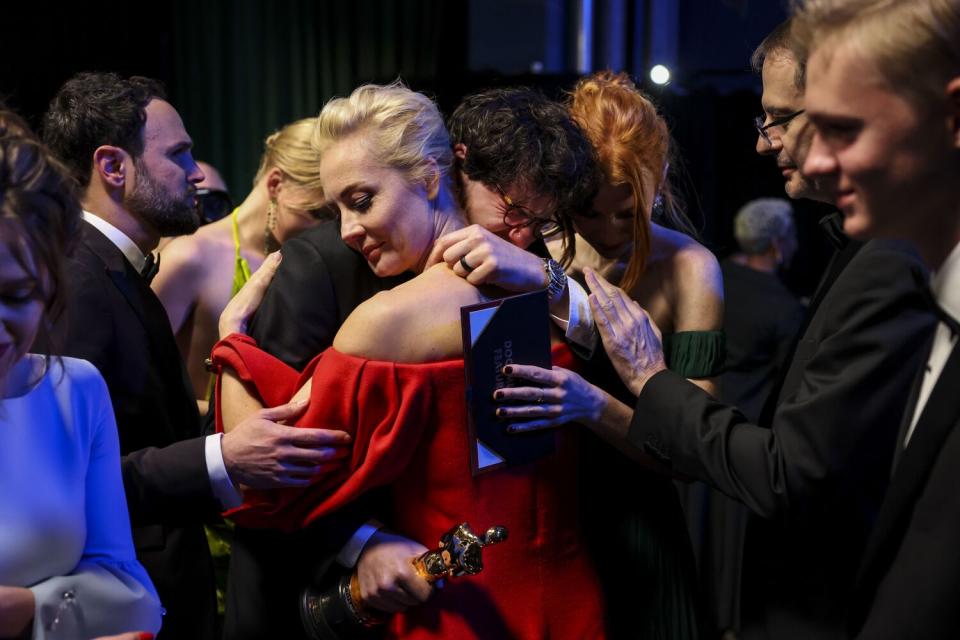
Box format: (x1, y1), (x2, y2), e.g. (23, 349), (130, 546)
(422, 157), (441, 201)
(769, 238), (784, 266)
(92, 145), (127, 189)
(947, 76), (960, 149)
(453, 143), (468, 161)
(507, 224), (533, 250)
(265, 167), (284, 200)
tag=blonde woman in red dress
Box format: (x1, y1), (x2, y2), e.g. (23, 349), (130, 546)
(212, 82), (607, 640)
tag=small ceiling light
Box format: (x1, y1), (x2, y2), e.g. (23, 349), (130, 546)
(650, 64), (671, 85)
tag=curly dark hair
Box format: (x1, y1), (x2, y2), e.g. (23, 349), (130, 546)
(41, 72), (167, 188)
(0, 110), (82, 347)
(448, 87), (599, 266)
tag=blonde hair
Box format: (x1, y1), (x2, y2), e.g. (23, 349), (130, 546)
(795, 0), (960, 107)
(569, 71), (675, 292)
(312, 81), (453, 188)
(253, 117), (325, 210)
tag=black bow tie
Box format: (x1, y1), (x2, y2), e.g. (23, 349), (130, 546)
(140, 252), (160, 284)
(913, 269), (959, 337)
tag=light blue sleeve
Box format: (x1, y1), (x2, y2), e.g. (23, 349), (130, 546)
(30, 362), (162, 639)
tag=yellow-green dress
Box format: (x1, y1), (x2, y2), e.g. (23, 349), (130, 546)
(206, 208), (254, 616)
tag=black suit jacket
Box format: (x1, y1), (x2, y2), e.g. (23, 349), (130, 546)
(48, 221), (218, 640)
(848, 339), (960, 639)
(628, 239), (936, 639)
(223, 221), (410, 640)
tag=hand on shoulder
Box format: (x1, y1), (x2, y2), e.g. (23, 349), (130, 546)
(427, 224), (547, 292)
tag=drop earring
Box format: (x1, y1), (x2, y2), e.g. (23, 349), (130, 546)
(264, 199), (279, 254)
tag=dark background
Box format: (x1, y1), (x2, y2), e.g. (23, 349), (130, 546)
(0, 0), (835, 296)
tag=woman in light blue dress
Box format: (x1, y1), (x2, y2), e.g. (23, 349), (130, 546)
(0, 114), (161, 640)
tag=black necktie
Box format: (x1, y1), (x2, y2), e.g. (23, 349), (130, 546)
(140, 252), (160, 285)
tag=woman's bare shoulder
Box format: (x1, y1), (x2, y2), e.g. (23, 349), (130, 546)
(333, 265), (487, 362)
(159, 220), (235, 278)
(670, 248), (723, 331)
(648, 224), (717, 277)
(647, 223), (723, 331)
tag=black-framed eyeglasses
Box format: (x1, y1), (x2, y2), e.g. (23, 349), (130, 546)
(754, 109), (806, 145)
(495, 184), (560, 239)
(196, 188), (234, 224)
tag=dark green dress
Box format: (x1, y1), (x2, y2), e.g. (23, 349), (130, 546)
(580, 331), (725, 640)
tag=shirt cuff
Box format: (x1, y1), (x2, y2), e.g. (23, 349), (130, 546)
(205, 433), (242, 510)
(337, 520), (384, 568)
(552, 278), (597, 351)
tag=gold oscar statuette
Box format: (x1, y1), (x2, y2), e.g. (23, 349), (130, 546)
(300, 522), (508, 640)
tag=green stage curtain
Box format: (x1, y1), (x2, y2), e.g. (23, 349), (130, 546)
(171, 0), (463, 192)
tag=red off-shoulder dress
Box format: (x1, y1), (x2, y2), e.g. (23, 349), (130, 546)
(212, 333), (605, 639)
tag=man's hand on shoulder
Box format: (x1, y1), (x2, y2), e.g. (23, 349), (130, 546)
(220, 399), (352, 490)
(586, 267), (667, 396)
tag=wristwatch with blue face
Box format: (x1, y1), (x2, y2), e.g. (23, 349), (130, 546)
(543, 258), (567, 302)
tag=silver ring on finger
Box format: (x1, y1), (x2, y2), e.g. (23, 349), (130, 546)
(459, 255), (475, 272)
(536, 389), (544, 404)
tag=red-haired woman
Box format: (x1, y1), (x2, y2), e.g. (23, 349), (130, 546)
(506, 72), (725, 638)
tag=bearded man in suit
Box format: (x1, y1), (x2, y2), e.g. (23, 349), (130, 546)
(39, 72), (351, 640)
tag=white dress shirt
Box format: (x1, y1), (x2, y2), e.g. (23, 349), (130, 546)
(904, 240), (960, 446)
(553, 278), (598, 352)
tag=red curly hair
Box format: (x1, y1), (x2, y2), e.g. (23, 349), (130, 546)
(569, 71), (672, 292)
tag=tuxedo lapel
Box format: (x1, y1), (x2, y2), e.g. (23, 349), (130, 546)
(81, 223), (152, 326)
(757, 237), (864, 426)
(857, 342), (960, 591)
(807, 240), (862, 317)
(890, 333), (936, 471)
(81, 222), (176, 345)
(106, 265), (179, 354)
(80, 222), (196, 441)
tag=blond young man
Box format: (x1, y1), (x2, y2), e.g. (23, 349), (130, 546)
(799, 0), (960, 636)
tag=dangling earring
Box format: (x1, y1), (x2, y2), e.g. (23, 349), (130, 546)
(652, 193), (665, 220)
(264, 199), (279, 254)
